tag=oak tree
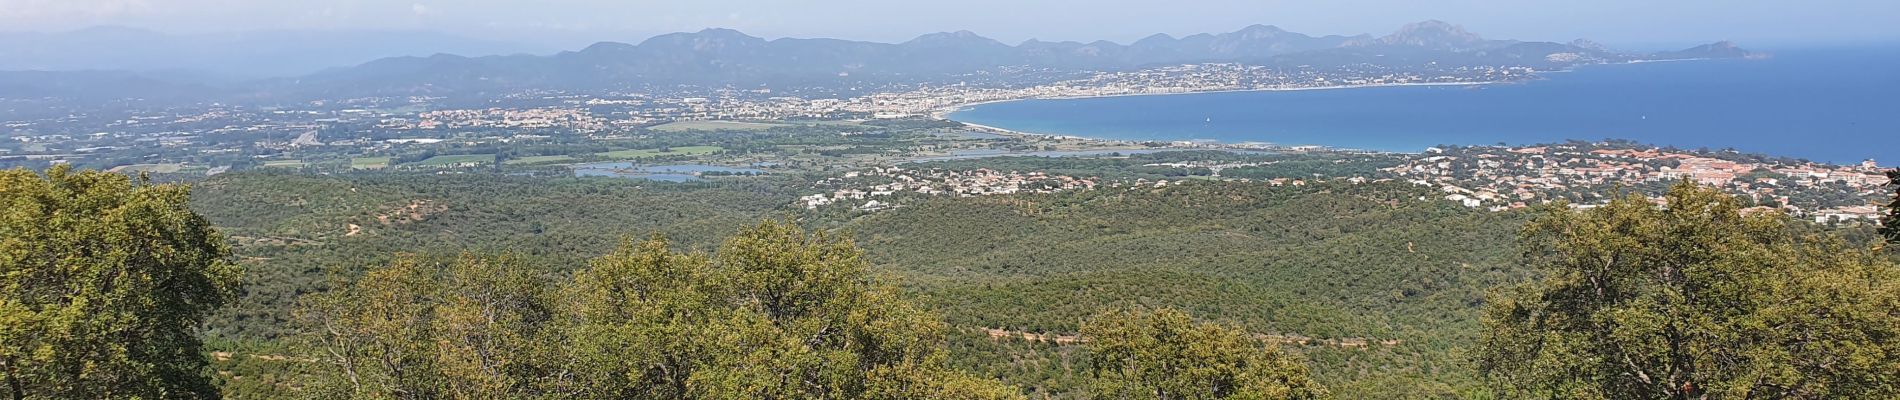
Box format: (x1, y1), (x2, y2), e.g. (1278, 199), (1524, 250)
(299, 255), (562, 399)
(1480, 181), (1900, 398)
(1084, 308), (1323, 400)
(564, 222), (1020, 399)
(0, 166), (241, 399)
(302, 221), (1020, 399)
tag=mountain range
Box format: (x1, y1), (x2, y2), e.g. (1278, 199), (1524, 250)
(3, 21), (1749, 101)
(0, 26), (545, 77)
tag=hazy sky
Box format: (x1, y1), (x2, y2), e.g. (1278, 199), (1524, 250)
(4, 0), (1897, 49)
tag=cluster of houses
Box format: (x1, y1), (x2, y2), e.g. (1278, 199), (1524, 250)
(398, 108), (610, 131)
(800, 167), (1097, 210)
(1385, 144), (1890, 221)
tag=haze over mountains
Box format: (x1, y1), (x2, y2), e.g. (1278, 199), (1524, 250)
(2, 20), (1748, 101)
(0, 26), (545, 77)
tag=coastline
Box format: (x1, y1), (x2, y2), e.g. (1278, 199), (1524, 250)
(929, 55), (1739, 137)
(931, 80), (1507, 142)
(923, 55), (1846, 161)
(934, 81), (1506, 153)
(949, 114), (1401, 157)
(932, 80), (1504, 121)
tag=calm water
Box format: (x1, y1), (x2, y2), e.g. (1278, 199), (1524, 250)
(950, 46), (1900, 165)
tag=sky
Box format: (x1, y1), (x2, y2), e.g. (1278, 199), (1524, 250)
(3, 0), (1897, 50)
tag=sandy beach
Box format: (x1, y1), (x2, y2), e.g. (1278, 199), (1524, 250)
(930, 80), (1507, 144)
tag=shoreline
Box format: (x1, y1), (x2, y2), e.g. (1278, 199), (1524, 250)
(933, 81), (1505, 153)
(927, 56), (1736, 142)
(927, 79), (1504, 142)
(931, 80), (1505, 121)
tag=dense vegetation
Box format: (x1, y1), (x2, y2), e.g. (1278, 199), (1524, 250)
(1481, 182), (1900, 398)
(1085, 308), (1324, 399)
(1, 167), (241, 398)
(188, 171), (799, 341)
(182, 169), (1528, 397)
(296, 222), (1023, 399)
(836, 179), (1526, 398)
(5, 162), (1895, 399)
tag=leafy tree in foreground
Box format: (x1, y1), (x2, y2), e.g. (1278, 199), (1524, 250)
(298, 254), (561, 399)
(1881, 169), (1899, 245)
(1084, 308), (1323, 400)
(1480, 181), (1900, 399)
(0, 166), (241, 399)
(566, 222), (1019, 399)
(302, 221), (1020, 399)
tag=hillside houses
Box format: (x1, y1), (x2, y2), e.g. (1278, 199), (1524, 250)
(802, 167), (1096, 210)
(1386, 143), (1888, 220)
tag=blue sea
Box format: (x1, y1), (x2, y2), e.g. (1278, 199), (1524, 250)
(949, 46), (1900, 165)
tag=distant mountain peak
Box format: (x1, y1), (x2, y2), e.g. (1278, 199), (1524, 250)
(1232, 24), (1298, 41)
(694, 28), (766, 41)
(1237, 24), (1288, 34)
(912, 30), (985, 40)
(1402, 19), (1460, 30)
(1568, 39), (1609, 52)
(578, 41), (636, 53)
(1375, 19), (1489, 49)
(904, 30), (1007, 47)
(643, 28), (762, 41)
(1391, 20), (1481, 39)
(690, 27), (757, 39)
(1134, 33), (1178, 46)
(635, 28), (769, 53)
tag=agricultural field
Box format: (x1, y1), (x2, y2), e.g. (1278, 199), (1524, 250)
(260, 160), (306, 168)
(351, 157), (392, 169)
(596, 145), (724, 159)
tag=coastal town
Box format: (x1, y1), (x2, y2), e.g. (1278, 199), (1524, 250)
(1383, 143), (1891, 222)
(842, 63), (1534, 118)
(0, 61), (1526, 172)
(0, 57), (1889, 226)
(776, 140), (1891, 227)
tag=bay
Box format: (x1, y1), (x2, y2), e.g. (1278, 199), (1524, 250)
(948, 46), (1900, 165)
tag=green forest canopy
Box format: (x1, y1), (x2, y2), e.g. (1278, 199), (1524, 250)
(5, 166), (1896, 399)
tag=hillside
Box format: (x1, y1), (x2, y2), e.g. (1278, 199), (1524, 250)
(838, 180), (1528, 397)
(189, 170), (1529, 398)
